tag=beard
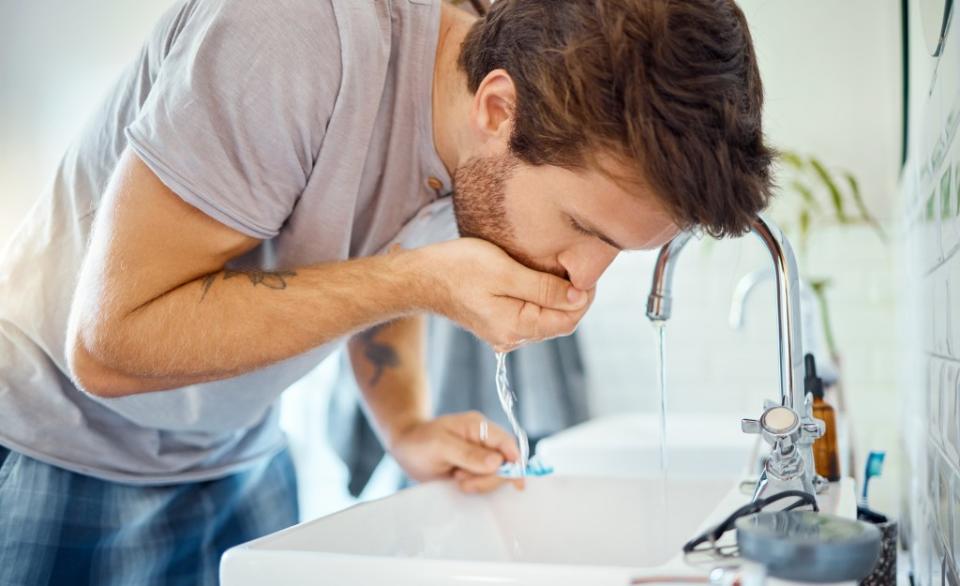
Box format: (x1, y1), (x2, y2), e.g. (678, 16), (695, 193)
(451, 153), (563, 278)
(451, 154), (516, 245)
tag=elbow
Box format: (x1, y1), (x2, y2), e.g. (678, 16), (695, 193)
(67, 335), (143, 399)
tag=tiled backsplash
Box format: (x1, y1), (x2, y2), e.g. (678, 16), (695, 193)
(902, 3), (960, 583)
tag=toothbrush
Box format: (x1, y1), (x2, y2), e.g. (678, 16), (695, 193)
(498, 455), (554, 479)
(859, 451), (885, 507)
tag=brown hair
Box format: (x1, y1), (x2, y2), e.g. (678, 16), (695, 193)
(458, 0), (775, 238)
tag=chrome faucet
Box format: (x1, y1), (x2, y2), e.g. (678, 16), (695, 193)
(645, 215), (825, 502)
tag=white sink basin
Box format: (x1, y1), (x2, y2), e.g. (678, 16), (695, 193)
(222, 406), (858, 586)
(536, 413), (758, 479)
(221, 475), (736, 586)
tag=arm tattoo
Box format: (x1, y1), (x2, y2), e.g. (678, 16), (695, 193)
(199, 269), (297, 301)
(359, 324), (400, 387)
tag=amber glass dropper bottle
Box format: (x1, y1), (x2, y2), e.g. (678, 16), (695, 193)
(805, 353), (841, 481)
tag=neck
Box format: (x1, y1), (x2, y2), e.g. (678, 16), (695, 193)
(432, 3), (475, 178)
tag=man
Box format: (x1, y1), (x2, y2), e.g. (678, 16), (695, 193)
(0, 0), (774, 583)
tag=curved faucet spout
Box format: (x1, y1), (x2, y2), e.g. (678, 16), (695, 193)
(644, 215), (804, 410)
(751, 217), (805, 411)
(645, 232), (693, 323)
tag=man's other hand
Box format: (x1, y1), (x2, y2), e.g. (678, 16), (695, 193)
(387, 411), (525, 493)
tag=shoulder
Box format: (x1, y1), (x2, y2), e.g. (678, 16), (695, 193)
(226, 0), (338, 31)
(188, 0), (343, 58)
(171, 0), (344, 95)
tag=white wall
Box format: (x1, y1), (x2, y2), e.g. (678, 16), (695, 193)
(0, 0), (172, 238)
(744, 0), (903, 220)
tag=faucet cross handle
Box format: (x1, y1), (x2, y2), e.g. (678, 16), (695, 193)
(743, 404), (820, 499)
(741, 405), (801, 445)
(743, 405), (816, 499)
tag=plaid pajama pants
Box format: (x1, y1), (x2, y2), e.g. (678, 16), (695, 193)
(0, 444), (298, 586)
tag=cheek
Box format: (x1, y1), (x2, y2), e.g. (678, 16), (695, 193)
(501, 184), (562, 255)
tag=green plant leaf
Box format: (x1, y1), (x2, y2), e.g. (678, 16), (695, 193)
(809, 278), (832, 290)
(843, 172), (888, 242)
(799, 208), (811, 238)
(780, 150), (805, 170)
(809, 157), (850, 223)
(808, 279), (839, 360)
(798, 208), (811, 258)
(789, 180), (822, 214)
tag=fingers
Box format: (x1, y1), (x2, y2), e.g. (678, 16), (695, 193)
(445, 413), (526, 494)
(442, 433), (505, 475)
(439, 238), (596, 349)
(507, 289), (593, 347)
(517, 303), (579, 340)
(453, 469), (525, 493)
(468, 414), (520, 463)
(505, 267), (588, 312)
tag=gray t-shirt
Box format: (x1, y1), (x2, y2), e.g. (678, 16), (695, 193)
(0, 0), (457, 484)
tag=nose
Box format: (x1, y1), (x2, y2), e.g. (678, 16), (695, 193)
(558, 242), (618, 291)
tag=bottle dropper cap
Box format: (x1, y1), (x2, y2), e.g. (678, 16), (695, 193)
(804, 353), (825, 399)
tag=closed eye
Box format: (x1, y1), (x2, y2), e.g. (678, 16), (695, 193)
(567, 214), (624, 251)
(568, 216), (592, 236)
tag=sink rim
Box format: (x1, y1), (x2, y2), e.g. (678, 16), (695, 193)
(221, 477), (858, 586)
(233, 474), (737, 569)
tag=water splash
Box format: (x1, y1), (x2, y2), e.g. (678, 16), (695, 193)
(495, 350), (529, 477)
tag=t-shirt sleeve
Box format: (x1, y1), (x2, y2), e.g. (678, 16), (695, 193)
(126, 0), (342, 239)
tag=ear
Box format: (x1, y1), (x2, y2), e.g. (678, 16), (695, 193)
(469, 69), (516, 148)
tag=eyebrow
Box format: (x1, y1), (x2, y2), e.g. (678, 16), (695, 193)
(572, 215), (626, 251)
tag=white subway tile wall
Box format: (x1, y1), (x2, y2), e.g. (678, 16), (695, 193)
(902, 1), (960, 581)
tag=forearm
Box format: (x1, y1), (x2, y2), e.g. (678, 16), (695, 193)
(69, 251), (430, 396)
(69, 148), (590, 399)
(348, 315), (431, 448)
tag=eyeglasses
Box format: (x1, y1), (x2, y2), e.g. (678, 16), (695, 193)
(682, 490), (819, 557)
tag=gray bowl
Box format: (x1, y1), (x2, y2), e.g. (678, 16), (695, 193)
(736, 511), (882, 582)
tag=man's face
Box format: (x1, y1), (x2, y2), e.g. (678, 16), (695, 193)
(452, 152), (681, 291)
